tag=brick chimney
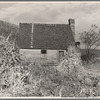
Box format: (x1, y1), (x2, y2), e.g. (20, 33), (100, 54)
(68, 18), (75, 39)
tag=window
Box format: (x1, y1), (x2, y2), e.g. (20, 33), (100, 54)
(41, 50), (47, 54)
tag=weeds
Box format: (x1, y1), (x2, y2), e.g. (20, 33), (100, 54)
(0, 36), (100, 97)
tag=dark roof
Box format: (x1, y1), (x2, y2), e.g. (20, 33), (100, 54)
(17, 23), (75, 50)
(17, 23), (32, 49)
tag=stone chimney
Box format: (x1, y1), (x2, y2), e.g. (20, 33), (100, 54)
(68, 18), (75, 39)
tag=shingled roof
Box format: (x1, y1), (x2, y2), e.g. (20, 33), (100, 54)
(17, 22), (75, 50)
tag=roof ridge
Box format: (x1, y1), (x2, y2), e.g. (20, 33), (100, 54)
(19, 22), (68, 26)
(34, 23), (69, 26)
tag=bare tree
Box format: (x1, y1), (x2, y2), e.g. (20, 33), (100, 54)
(79, 24), (100, 63)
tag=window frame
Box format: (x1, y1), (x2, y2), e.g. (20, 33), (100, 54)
(41, 50), (47, 54)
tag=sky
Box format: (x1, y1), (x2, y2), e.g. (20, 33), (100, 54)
(0, 2), (100, 41)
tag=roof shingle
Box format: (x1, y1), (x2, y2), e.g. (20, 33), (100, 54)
(17, 23), (75, 50)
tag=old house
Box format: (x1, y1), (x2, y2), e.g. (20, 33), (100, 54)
(17, 19), (75, 65)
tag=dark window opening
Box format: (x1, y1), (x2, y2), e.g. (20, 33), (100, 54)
(41, 50), (47, 54)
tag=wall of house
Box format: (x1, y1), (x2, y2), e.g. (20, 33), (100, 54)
(20, 49), (67, 65)
(20, 49), (41, 63)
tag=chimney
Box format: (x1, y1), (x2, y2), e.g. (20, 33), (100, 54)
(68, 18), (75, 39)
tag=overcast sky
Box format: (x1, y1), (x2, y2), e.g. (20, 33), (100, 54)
(0, 2), (100, 40)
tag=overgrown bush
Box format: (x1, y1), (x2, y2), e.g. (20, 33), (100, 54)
(56, 45), (100, 97)
(0, 35), (32, 97)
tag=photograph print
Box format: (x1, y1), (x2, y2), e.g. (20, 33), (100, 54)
(0, 1), (100, 98)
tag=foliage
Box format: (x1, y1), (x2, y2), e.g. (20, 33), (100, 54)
(0, 20), (18, 40)
(0, 35), (31, 97)
(56, 45), (100, 97)
(79, 24), (100, 63)
(23, 45), (100, 97)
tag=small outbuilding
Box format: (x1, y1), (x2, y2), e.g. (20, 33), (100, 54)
(17, 19), (75, 65)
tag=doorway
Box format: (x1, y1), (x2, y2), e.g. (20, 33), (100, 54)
(59, 51), (64, 61)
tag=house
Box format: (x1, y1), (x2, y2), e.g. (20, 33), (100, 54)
(17, 19), (75, 65)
